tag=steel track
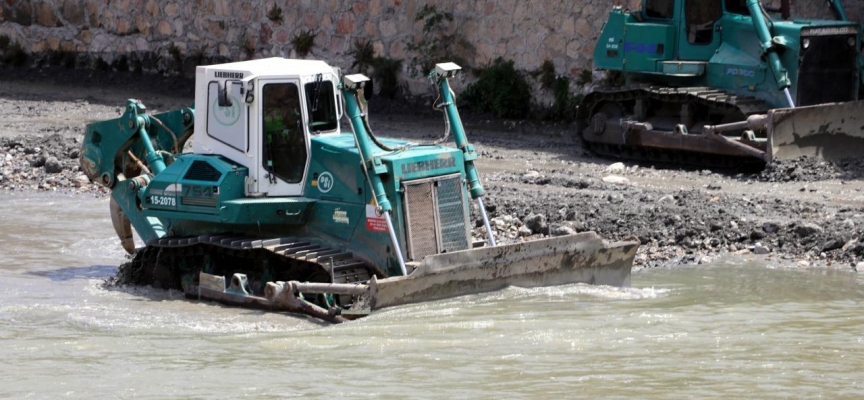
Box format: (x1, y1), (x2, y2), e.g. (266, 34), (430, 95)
(120, 235), (379, 305)
(576, 86), (771, 170)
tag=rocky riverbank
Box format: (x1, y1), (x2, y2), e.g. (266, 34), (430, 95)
(471, 160), (864, 271)
(2, 67), (863, 274)
(0, 133), (103, 194)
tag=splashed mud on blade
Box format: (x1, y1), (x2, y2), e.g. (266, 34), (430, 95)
(768, 100), (864, 161)
(372, 232), (639, 309)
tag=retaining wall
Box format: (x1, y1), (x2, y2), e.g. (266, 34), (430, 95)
(1, 1), (862, 96)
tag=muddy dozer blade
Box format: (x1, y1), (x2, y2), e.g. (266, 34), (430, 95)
(371, 232), (639, 310)
(768, 100), (864, 161)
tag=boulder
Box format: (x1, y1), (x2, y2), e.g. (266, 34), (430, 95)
(524, 213), (547, 235)
(44, 157), (63, 173)
(762, 222), (780, 234)
(822, 237), (846, 252)
(605, 162), (625, 173)
(794, 223), (824, 237)
(602, 175), (630, 185)
(31, 152), (48, 168)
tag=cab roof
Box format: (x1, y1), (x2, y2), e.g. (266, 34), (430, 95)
(197, 57), (337, 78)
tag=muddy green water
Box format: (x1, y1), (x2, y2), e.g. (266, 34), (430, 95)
(1, 192), (863, 399)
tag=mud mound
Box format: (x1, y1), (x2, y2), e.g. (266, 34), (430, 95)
(757, 156), (864, 182)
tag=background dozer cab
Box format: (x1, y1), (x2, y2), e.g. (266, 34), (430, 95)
(578, 0), (864, 168)
(80, 59), (638, 322)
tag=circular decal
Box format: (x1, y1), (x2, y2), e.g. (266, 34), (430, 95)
(318, 171), (334, 193)
(211, 96), (242, 126)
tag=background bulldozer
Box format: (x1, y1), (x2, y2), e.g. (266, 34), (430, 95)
(578, 0), (864, 168)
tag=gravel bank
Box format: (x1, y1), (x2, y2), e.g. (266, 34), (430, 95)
(3, 66), (863, 273)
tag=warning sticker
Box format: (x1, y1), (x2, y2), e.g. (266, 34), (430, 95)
(365, 199), (388, 232)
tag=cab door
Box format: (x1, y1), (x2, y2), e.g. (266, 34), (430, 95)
(677, 0), (723, 60)
(256, 80), (310, 197)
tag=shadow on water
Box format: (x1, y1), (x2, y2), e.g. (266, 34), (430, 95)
(26, 265), (118, 281)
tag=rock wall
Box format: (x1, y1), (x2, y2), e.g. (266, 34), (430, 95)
(1, 0), (862, 96)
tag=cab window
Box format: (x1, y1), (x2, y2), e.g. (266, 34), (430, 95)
(725, 0), (750, 15)
(262, 83), (306, 184)
(687, 0), (722, 44)
(206, 80), (246, 151)
(304, 77), (338, 133)
(646, 0), (675, 19)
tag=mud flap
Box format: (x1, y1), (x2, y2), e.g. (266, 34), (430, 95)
(768, 100), (864, 161)
(371, 232), (639, 310)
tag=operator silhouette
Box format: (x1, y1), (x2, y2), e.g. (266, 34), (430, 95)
(262, 83), (306, 183)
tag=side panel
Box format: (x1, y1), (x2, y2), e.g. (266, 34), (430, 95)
(622, 23), (676, 72)
(706, 16), (779, 107)
(594, 10), (628, 71)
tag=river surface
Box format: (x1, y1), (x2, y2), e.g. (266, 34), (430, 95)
(1, 192), (863, 399)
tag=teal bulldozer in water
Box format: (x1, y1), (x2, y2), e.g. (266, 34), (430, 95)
(80, 59), (638, 322)
(578, 0), (864, 168)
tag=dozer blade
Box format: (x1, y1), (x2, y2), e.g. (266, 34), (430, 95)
(371, 232), (639, 310)
(768, 100), (864, 162)
(262, 232), (638, 321)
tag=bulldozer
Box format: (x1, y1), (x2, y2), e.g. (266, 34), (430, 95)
(80, 58), (638, 323)
(578, 0), (864, 168)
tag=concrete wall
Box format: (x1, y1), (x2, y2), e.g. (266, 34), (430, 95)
(1, 1), (862, 96)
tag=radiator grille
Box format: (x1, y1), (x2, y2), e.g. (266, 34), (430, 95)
(435, 176), (470, 253)
(403, 174), (470, 260)
(404, 181), (439, 260)
(797, 34), (859, 106)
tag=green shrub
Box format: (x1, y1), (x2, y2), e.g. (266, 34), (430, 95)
(167, 43), (183, 74)
(291, 30), (316, 57)
(267, 4), (283, 23)
(48, 50), (77, 68)
(547, 76), (582, 121)
(462, 58), (531, 119)
(405, 4), (473, 77)
(130, 53), (143, 74)
(370, 57), (402, 99)
(350, 40), (403, 99)
(95, 57), (110, 71)
(532, 60), (590, 121)
(1, 40), (28, 66)
(576, 69), (593, 87)
(112, 54), (129, 72)
(534, 60), (557, 90)
(350, 39), (375, 74)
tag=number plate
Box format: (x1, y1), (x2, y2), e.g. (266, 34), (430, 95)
(150, 195), (176, 207)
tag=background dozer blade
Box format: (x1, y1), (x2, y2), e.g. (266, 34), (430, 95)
(768, 101), (864, 162)
(372, 232), (639, 310)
